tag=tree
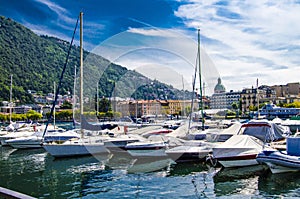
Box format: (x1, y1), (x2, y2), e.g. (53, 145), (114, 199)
(60, 100), (72, 109)
(26, 110), (42, 121)
(98, 97), (111, 112)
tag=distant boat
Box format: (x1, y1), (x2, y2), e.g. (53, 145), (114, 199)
(258, 104), (300, 119)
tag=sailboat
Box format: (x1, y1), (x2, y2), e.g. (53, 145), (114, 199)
(166, 29), (217, 162)
(43, 12), (109, 157)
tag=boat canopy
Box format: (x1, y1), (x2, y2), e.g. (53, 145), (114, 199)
(213, 135), (263, 158)
(238, 120), (287, 143)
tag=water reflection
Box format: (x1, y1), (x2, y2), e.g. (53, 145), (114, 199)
(258, 171), (300, 197)
(127, 157), (175, 174)
(2, 145), (300, 198)
(213, 165), (268, 197)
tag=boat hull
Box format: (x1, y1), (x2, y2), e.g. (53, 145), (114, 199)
(217, 154), (258, 168)
(166, 146), (211, 162)
(127, 148), (167, 157)
(7, 141), (42, 149)
(257, 150), (300, 173)
(43, 143), (109, 158)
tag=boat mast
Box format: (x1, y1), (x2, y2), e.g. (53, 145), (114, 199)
(53, 81), (56, 129)
(257, 78), (260, 118)
(9, 74), (13, 123)
(73, 65), (77, 128)
(197, 29), (204, 130)
(80, 12), (84, 138)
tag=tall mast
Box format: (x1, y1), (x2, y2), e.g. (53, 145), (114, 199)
(73, 65), (77, 128)
(96, 81), (98, 117)
(257, 78), (260, 118)
(198, 29), (204, 130)
(80, 12), (84, 137)
(53, 81), (56, 129)
(182, 75), (185, 117)
(9, 74), (13, 123)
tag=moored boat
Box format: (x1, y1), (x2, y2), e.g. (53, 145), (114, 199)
(5, 129), (79, 149)
(257, 149), (300, 173)
(213, 135), (264, 168)
(211, 119), (289, 168)
(165, 140), (217, 162)
(257, 137), (300, 173)
(125, 135), (184, 157)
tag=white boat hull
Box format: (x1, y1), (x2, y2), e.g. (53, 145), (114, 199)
(257, 150), (300, 173)
(166, 145), (211, 162)
(8, 141), (42, 149)
(219, 158), (258, 168)
(127, 148), (167, 157)
(43, 143), (109, 158)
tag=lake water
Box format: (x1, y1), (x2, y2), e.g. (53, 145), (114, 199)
(1, 147), (300, 198)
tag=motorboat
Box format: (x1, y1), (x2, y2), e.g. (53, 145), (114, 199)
(43, 135), (109, 158)
(125, 135), (184, 157)
(212, 134), (264, 168)
(0, 124), (56, 146)
(5, 128), (79, 149)
(256, 149), (300, 173)
(165, 140), (217, 162)
(257, 137), (300, 173)
(103, 134), (146, 153)
(211, 119), (290, 168)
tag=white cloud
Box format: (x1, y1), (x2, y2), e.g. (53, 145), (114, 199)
(174, 0), (300, 91)
(89, 27), (221, 95)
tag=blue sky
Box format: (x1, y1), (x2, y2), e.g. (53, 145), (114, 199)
(1, 0), (300, 95)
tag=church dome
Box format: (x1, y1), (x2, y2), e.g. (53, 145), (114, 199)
(214, 77), (226, 93)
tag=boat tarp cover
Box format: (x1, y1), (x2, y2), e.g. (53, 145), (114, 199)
(166, 123), (189, 138)
(213, 135), (263, 158)
(239, 120), (286, 142)
(206, 123), (242, 142)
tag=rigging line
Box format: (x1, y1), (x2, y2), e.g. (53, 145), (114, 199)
(42, 13), (80, 141)
(188, 34), (200, 133)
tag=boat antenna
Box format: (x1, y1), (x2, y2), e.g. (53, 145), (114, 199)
(41, 13), (80, 142)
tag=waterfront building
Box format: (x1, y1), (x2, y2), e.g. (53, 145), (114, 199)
(240, 85), (276, 114)
(271, 82), (300, 97)
(116, 99), (198, 118)
(210, 78), (241, 110)
(214, 77), (226, 94)
(271, 82), (300, 104)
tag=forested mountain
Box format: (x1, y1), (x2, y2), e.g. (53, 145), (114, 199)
(0, 16), (191, 105)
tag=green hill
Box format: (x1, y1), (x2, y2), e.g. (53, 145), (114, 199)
(0, 16), (191, 105)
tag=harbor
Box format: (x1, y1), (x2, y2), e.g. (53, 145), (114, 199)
(0, 117), (300, 198)
(1, 1), (300, 198)
(1, 143), (300, 198)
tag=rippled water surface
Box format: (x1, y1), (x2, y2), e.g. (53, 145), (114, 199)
(1, 147), (300, 198)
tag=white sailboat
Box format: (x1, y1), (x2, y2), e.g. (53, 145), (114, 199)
(165, 30), (216, 162)
(43, 12), (109, 158)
